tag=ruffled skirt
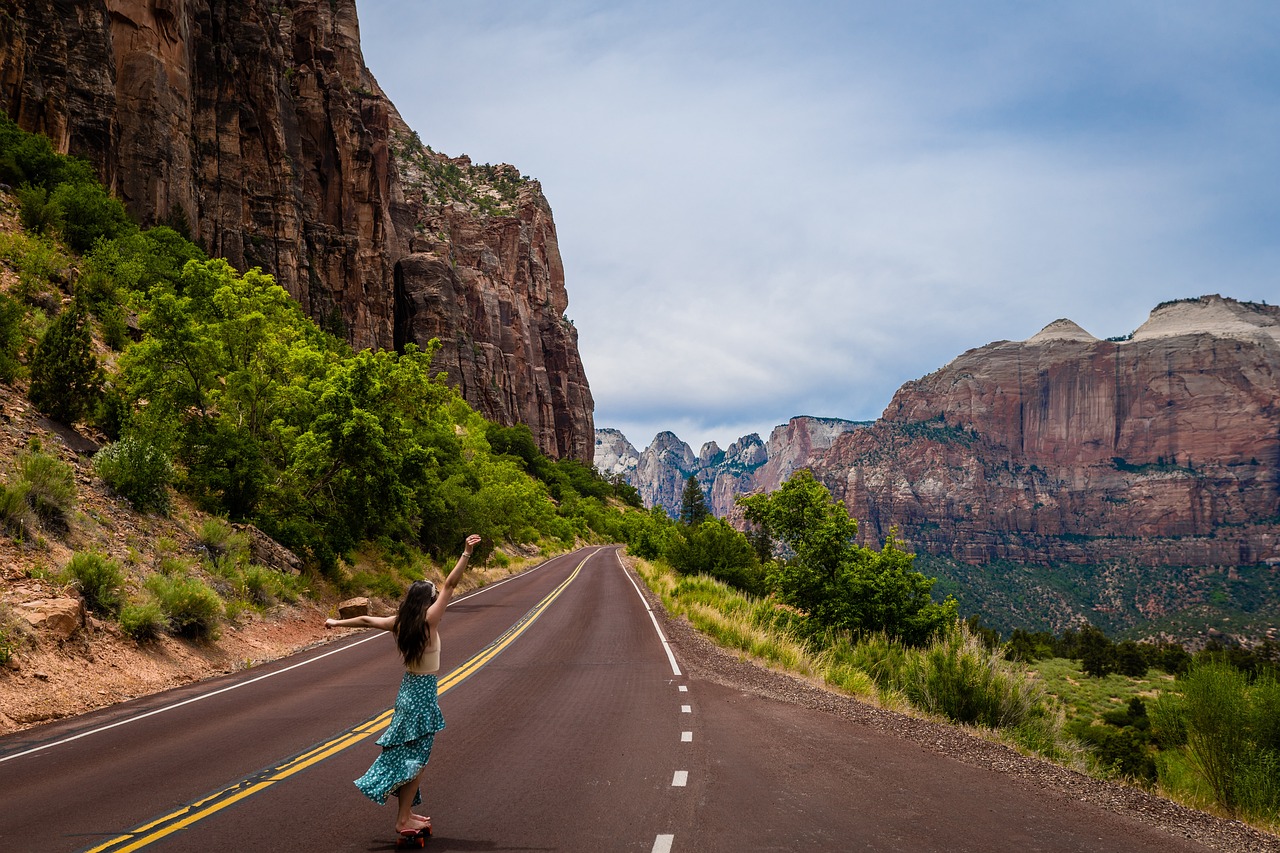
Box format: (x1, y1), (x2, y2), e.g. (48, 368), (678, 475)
(354, 672), (446, 805)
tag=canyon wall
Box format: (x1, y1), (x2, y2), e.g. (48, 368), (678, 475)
(813, 295), (1280, 566)
(0, 0), (593, 461)
(600, 296), (1280, 570)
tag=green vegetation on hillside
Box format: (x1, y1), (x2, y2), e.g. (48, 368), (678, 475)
(0, 115), (653, 643)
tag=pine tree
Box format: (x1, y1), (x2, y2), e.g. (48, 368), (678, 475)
(679, 474), (710, 525)
(28, 299), (101, 424)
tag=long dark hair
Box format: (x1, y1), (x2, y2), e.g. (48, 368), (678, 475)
(394, 581), (438, 665)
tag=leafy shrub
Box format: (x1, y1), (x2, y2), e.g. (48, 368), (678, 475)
(18, 444), (77, 526)
(0, 481), (34, 538)
(903, 627), (1041, 730)
(0, 626), (14, 665)
(0, 291), (21, 384)
(1152, 663), (1280, 819)
(28, 299), (101, 424)
(92, 383), (133, 441)
(118, 600), (165, 642)
(144, 574), (223, 640)
(64, 551), (125, 616)
(198, 518), (250, 559)
(93, 435), (174, 513)
(741, 472), (958, 646)
(242, 564), (302, 606)
(16, 184), (62, 235)
(0, 604), (25, 665)
(49, 181), (133, 253)
(0, 114), (94, 190)
(667, 518), (765, 595)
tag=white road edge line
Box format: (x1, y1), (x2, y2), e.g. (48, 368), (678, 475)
(672, 770), (688, 787)
(615, 549), (682, 676)
(0, 552), (572, 764)
(652, 834), (675, 853)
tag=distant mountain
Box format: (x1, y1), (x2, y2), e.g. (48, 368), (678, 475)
(600, 295), (1280, 640)
(595, 417), (866, 517)
(816, 294), (1280, 568)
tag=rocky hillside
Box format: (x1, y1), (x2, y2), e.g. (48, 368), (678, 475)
(0, 0), (593, 461)
(595, 417), (865, 517)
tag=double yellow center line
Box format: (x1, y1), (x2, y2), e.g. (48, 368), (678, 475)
(84, 556), (588, 853)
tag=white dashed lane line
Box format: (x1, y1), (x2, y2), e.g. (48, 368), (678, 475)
(681, 731), (692, 742)
(671, 770), (689, 787)
(652, 834), (675, 853)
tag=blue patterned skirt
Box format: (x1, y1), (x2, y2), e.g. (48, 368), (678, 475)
(354, 672), (446, 805)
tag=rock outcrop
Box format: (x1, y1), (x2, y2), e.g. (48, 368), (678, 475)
(812, 295), (1280, 566)
(0, 0), (593, 461)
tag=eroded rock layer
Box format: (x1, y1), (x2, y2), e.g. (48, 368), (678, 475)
(814, 295), (1280, 566)
(0, 0), (593, 461)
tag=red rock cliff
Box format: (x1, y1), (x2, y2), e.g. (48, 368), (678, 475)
(0, 0), (594, 461)
(813, 296), (1280, 566)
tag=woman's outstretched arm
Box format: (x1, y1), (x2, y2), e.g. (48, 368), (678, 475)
(429, 534), (482, 622)
(325, 614), (396, 631)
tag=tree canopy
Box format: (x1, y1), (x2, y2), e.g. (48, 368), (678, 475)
(739, 469), (957, 645)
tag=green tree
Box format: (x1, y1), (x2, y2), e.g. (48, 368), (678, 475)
(1077, 624), (1116, 678)
(50, 181), (134, 253)
(28, 299), (101, 424)
(679, 474), (710, 525)
(667, 517), (764, 594)
(739, 469), (957, 645)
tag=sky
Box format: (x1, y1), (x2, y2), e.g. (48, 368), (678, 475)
(357, 1), (1280, 454)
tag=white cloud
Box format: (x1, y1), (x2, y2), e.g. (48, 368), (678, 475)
(359, 1), (1280, 452)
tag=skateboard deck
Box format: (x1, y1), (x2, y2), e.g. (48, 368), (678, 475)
(396, 825), (431, 848)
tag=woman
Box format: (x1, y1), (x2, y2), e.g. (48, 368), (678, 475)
(325, 533), (483, 840)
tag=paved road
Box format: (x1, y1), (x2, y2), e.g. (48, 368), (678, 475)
(0, 546), (1223, 852)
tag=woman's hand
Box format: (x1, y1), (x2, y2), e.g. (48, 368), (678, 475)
(324, 618), (337, 629)
(464, 534), (482, 555)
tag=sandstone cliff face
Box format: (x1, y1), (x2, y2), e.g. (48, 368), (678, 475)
(595, 428), (640, 478)
(0, 0), (593, 461)
(813, 295), (1280, 566)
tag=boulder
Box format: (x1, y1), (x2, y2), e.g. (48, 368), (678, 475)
(337, 597), (370, 619)
(17, 598), (85, 641)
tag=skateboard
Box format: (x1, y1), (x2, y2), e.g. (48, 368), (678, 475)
(396, 823), (431, 848)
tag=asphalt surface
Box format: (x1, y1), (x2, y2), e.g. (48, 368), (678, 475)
(0, 546), (1229, 852)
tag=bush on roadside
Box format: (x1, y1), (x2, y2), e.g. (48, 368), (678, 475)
(18, 443), (77, 526)
(93, 435), (174, 513)
(1151, 662), (1280, 820)
(0, 291), (21, 384)
(144, 573), (223, 640)
(903, 627), (1041, 730)
(0, 480), (35, 538)
(241, 564), (302, 606)
(64, 551), (126, 616)
(118, 600), (166, 642)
